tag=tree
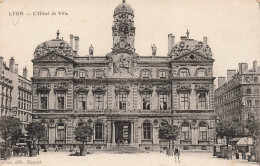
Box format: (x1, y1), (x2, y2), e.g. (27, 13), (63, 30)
(158, 122), (179, 149)
(244, 116), (260, 140)
(216, 120), (240, 146)
(0, 116), (22, 150)
(26, 121), (46, 148)
(74, 123), (93, 156)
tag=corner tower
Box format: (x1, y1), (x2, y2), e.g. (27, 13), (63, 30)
(112, 0), (135, 53)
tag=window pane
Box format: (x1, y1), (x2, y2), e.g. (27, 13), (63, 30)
(142, 94), (150, 110)
(95, 94), (103, 109)
(159, 71), (166, 78)
(95, 123), (103, 139)
(143, 123), (151, 139)
(159, 94), (167, 110)
(180, 93), (189, 109)
(198, 93), (206, 110)
(119, 94), (127, 110)
(180, 69), (188, 77)
(40, 93), (48, 109)
(96, 71), (103, 78)
(197, 69), (206, 77)
(57, 123), (65, 140)
(143, 70), (150, 78)
(57, 93), (65, 109)
(78, 94), (86, 109)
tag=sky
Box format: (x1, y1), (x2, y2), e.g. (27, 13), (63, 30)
(0, 0), (259, 84)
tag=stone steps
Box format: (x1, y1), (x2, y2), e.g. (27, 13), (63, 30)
(104, 145), (148, 154)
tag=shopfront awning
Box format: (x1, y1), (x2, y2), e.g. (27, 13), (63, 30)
(236, 137), (253, 146)
(230, 137), (241, 142)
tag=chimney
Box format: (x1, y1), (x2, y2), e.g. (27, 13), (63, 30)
(9, 57), (15, 72)
(203, 37), (207, 47)
(14, 64), (18, 74)
(218, 77), (226, 87)
(227, 70), (236, 82)
(23, 66), (28, 79)
(238, 63), (248, 74)
(253, 61), (257, 72)
(70, 34), (74, 50)
(74, 36), (79, 56)
(0, 56), (3, 78)
(168, 34), (175, 54)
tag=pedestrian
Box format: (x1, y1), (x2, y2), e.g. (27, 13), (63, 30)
(160, 146), (163, 153)
(55, 145), (58, 152)
(235, 149), (239, 159)
(174, 146), (180, 163)
(37, 146), (40, 155)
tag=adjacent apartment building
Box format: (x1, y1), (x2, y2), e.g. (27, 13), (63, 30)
(32, 0), (216, 151)
(0, 56), (32, 133)
(214, 61), (260, 121)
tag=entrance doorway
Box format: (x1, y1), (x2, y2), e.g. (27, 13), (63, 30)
(115, 121), (131, 145)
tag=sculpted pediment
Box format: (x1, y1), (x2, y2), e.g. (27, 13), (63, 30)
(173, 51), (213, 62)
(32, 52), (74, 63)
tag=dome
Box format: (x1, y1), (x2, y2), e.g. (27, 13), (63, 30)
(34, 38), (73, 56)
(114, 0), (134, 16)
(37, 39), (70, 49)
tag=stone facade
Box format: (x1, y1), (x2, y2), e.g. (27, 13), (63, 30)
(32, 1), (215, 151)
(215, 61), (260, 121)
(0, 57), (32, 133)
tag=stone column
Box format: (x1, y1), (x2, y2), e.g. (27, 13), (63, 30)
(112, 121), (116, 145)
(130, 122), (134, 145)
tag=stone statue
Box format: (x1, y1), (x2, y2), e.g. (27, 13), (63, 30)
(151, 44), (157, 56)
(89, 44), (94, 55)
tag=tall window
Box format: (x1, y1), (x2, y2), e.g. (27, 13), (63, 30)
(96, 70), (103, 78)
(159, 94), (167, 110)
(57, 69), (66, 77)
(57, 93), (65, 109)
(40, 69), (49, 77)
(95, 123), (103, 139)
(181, 123), (189, 140)
(179, 69), (189, 77)
(77, 93), (86, 110)
(142, 94), (150, 110)
(57, 123), (65, 140)
(198, 93), (206, 110)
(95, 94), (103, 110)
(41, 123), (48, 140)
(199, 122), (208, 140)
(180, 92), (189, 109)
(143, 122), (152, 140)
(40, 93), (48, 109)
(159, 71), (166, 78)
(119, 94), (127, 110)
(255, 100), (259, 107)
(142, 70), (150, 78)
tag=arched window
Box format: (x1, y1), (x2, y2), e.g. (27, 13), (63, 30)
(181, 122), (190, 140)
(56, 68), (66, 77)
(196, 68), (207, 77)
(40, 68), (49, 77)
(57, 123), (65, 140)
(179, 68), (189, 77)
(95, 123), (103, 139)
(199, 122), (208, 140)
(246, 89), (251, 95)
(142, 94), (150, 110)
(79, 70), (87, 78)
(143, 122), (152, 140)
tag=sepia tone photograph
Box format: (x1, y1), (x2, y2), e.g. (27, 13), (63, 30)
(0, 0), (259, 165)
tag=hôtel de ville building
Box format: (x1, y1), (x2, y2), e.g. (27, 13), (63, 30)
(32, 0), (216, 151)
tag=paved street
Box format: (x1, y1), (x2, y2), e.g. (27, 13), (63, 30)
(0, 151), (258, 166)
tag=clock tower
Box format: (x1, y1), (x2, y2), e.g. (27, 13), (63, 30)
(112, 0), (135, 53)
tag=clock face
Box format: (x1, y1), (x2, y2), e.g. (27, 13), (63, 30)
(119, 25), (129, 35)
